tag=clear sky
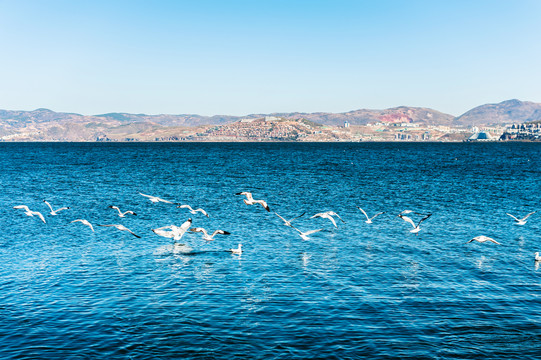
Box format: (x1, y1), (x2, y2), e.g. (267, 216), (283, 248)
(0, 0), (540, 116)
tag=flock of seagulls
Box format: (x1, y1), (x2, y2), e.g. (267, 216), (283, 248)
(12, 193), (540, 262)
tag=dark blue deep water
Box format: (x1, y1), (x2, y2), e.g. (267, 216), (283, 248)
(1, 142), (541, 359)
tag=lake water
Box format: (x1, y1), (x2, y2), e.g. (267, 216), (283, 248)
(1, 142), (540, 359)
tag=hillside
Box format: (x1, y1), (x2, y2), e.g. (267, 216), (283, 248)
(454, 99), (541, 126)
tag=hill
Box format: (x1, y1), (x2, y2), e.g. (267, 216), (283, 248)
(454, 99), (541, 126)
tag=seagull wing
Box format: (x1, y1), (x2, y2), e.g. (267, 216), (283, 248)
(288, 212), (306, 222)
(55, 207), (70, 213)
(178, 204), (193, 211)
(274, 212), (288, 223)
(194, 208), (209, 217)
(333, 213), (345, 223)
(488, 238), (501, 245)
(327, 215), (337, 228)
(399, 215), (417, 229)
(417, 213), (432, 227)
(152, 228), (175, 238)
(369, 212), (385, 221)
(304, 229), (324, 236)
(212, 229), (231, 236)
(522, 211), (537, 221)
(14, 205), (30, 211)
(506, 213), (520, 221)
(32, 211), (46, 223)
(190, 227), (208, 236)
(43, 201), (54, 212)
(357, 207), (370, 221)
(122, 227), (141, 238)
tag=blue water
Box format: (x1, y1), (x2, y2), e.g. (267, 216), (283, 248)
(1, 142), (541, 359)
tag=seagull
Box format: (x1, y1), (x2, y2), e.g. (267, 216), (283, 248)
(190, 227), (230, 241)
(398, 213), (432, 233)
(13, 205), (46, 223)
(507, 211), (536, 226)
(274, 211), (305, 227)
(291, 226), (324, 240)
(152, 218), (192, 241)
(43, 200), (70, 215)
(109, 205), (136, 217)
(71, 219), (94, 232)
(535, 252), (541, 262)
(229, 243), (242, 255)
(139, 192), (175, 204)
(310, 211), (344, 228)
(177, 204), (209, 217)
(357, 207), (385, 224)
(467, 235), (501, 245)
(235, 192), (270, 212)
(97, 224), (140, 238)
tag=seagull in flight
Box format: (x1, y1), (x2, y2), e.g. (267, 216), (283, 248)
(467, 235), (501, 245)
(109, 205), (136, 217)
(274, 211), (305, 227)
(398, 213), (432, 233)
(310, 211), (344, 228)
(507, 211), (536, 226)
(228, 243), (242, 255)
(535, 252), (541, 262)
(357, 207), (385, 224)
(13, 205), (46, 223)
(71, 219), (94, 232)
(235, 192), (270, 212)
(177, 204), (209, 217)
(152, 218), (192, 241)
(43, 200), (70, 215)
(291, 226), (324, 240)
(97, 224), (140, 238)
(139, 192), (175, 204)
(190, 227), (230, 241)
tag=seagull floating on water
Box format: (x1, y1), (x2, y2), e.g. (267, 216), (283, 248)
(357, 207), (385, 224)
(109, 205), (136, 217)
(535, 252), (541, 262)
(152, 218), (192, 241)
(310, 211), (344, 228)
(139, 192), (175, 204)
(13, 205), (46, 223)
(177, 204), (209, 217)
(190, 227), (230, 241)
(235, 192), (270, 212)
(98, 224), (140, 238)
(71, 219), (94, 232)
(398, 213), (432, 233)
(274, 211), (305, 227)
(43, 200), (70, 215)
(467, 235), (501, 245)
(507, 211), (536, 226)
(229, 243), (242, 255)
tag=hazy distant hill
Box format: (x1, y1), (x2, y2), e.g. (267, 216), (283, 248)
(454, 99), (541, 125)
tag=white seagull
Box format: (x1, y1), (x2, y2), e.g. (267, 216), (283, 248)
(535, 252), (541, 262)
(357, 207), (385, 224)
(190, 227), (230, 241)
(291, 226), (324, 241)
(398, 213), (432, 233)
(399, 209), (429, 216)
(507, 211), (536, 226)
(109, 205), (137, 217)
(229, 243), (242, 255)
(152, 218), (192, 241)
(467, 235), (501, 245)
(177, 204), (209, 217)
(274, 211), (305, 227)
(139, 192), (175, 204)
(98, 224), (140, 238)
(310, 211), (344, 228)
(71, 219), (94, 232)
(13, 205), (46, 223)
(43, 200), (70, 215)
(235, 192), (270, 212)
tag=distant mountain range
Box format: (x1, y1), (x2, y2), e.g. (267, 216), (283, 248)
(1, 99), (540, 141)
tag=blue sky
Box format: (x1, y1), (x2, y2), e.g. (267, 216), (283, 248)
(0, 0), (540, 116)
